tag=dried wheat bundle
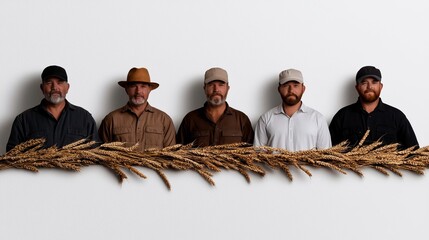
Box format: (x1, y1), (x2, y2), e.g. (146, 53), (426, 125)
(1, 132), (427, 190)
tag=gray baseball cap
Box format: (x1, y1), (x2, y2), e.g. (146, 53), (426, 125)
(279, 69), (304, 84)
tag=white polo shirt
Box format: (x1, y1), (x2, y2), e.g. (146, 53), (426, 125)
(254, 103), (332, 151)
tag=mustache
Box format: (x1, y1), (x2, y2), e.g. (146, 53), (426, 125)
(209, 93), (223, 98)
(49, 91), (62, 96)
(286, 93), (298, 98)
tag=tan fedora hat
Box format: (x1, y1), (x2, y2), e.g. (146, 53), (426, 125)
(118, 67), (159, 90)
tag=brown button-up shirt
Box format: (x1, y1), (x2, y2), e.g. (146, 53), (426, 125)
(98, 103), (176, 151)
(176, 102), (254, 147)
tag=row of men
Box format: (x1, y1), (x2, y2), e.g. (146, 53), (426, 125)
(6, 65), (419, 152)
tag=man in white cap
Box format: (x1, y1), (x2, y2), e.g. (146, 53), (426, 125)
(98, 67), (176, 151)
(176, 67), (254, 147)
(254, 68), (331, 151)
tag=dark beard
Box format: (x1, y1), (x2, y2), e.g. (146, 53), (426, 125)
(282, 93), (301, 106)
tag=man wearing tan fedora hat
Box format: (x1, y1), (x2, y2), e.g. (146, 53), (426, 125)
(176, 67), (254, 147)
(98, 67), (176, 151)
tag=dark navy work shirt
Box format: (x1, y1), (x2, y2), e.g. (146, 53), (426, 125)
(6, 99), (99, 152)
(329, 99), (419, 149)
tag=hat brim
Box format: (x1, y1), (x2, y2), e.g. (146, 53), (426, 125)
(42, 74), (68, 82)
(356, 75), (381, 83)
(118, 81), (159, 90)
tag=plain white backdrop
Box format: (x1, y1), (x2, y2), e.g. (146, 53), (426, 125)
(1, 1), (428, 239)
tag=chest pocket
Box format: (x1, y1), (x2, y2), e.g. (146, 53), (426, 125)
(191, 130), (210, 147)
(28, 130), (48, 140)
(112, 127), (132, 142)
(64, 128), (88, 146)
(221, 129), (243, 144)
(144, 126), (164, 149)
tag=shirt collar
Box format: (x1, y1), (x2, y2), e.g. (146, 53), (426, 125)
(274, 102), (307, 115)
(121, 102), (154, 113)
(203, 101), (232, 115)
(355, 98), (385, 112)
(38, 99), (74, 111)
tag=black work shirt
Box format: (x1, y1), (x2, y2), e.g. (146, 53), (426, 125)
(6, 99), (99, 152)
(176, 102), (254, 147)
(329, 99), (419, 149)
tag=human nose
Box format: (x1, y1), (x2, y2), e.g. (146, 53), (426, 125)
(212, 84), (219, 92)
(50, 81), (59, 90)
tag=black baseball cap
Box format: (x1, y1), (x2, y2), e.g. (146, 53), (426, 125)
(41, 65), (68, 82)
(356, 66), (381, 83)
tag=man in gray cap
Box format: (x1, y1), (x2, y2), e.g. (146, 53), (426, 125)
(176, 67), (254, 147)
(254, 68), (331, 151)
(6, 65), (99, 151)
(329, 66), (419, 149)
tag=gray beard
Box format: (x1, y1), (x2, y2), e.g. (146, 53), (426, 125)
(45, 95), (65, 104)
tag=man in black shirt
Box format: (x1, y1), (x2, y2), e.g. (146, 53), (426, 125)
(6, 65), (99, 152)
(329, 66), (419, 149)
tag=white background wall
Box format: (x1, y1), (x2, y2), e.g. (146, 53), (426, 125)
(1, 1), (428, 239)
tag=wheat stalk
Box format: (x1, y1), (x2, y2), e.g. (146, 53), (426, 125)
(1, 130), (429, 189)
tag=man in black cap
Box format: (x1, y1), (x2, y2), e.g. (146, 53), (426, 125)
(329, 66), (419, 149)
(6, 65), (99, 151)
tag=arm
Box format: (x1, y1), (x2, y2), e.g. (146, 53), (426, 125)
(6, 115), (25, 152)
(397, 113), (419, 149)
(316, 115), (332, 149)
(98, 116), (112, 144)
(163, 116), (176, 147)
(176, 118), (189, 145)
(253, 116), (268, 147)
(328, 112), (344, 146)
(241, 115), (254, 144)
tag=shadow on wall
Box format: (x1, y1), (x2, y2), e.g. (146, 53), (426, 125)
(97, 77), (129, 122)
(335, 77), (358, 115)
(261, 76), (281, 112)
(0, 73), (41, 154)
(179, 76), (206, 114)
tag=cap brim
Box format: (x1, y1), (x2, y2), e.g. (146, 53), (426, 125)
(42, 75), (67, 82)
(356, 75), (381, 83)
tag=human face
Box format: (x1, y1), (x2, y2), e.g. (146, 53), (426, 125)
(278, 81), (305, 106)
(40, 78), (69, 104)
(204, 80), (229, 106)
(355, 77), (383, 103)
(125, 83), (151, 106)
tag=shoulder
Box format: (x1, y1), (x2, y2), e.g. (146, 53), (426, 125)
(67, 102), (94, 116)
(380, 102), (405, 113)
(102, 105), (126, 120)
(182, 107), (203, 119)
(332, 102), (357, 118)
(379, 102), (409, 120)
(258, 105), (281, 123)
(147, 105), (174, 120)
(227, 106), (250, 118)
(14, 104), (43, 120)
(301, 104), (324, 116)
